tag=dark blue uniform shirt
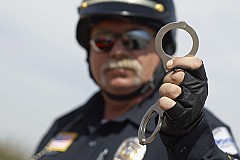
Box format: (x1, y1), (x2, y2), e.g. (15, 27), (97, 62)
(34, 91), (239, 160)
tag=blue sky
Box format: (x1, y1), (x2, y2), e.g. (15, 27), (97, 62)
(1, 0), (240, 157)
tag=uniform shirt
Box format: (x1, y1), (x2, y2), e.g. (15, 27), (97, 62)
(34, 91), (239, 160)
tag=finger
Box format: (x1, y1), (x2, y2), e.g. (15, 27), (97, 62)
(164, 101), (188, 120)
(159, 96), (176, 110)
(166, 57), (202, 70)
(159, 83), (182, 99)
(163, 69), (185, 85)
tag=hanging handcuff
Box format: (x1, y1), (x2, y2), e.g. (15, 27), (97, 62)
(138, 21), (199, 145)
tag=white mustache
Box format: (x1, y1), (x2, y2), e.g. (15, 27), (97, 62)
(101, 59), (143, 77)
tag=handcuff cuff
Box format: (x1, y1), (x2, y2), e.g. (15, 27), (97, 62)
(138, 21), (199, 145)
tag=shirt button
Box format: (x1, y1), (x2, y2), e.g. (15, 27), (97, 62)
(179, 146), (187, 153)
(89, 140), (97, 147)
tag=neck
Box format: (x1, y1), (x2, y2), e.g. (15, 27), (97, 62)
(102, 90), (152, 120)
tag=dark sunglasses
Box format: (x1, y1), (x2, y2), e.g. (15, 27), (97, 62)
(90, 30), (153, 53)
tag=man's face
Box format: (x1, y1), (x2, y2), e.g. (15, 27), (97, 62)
(89, 19), (161, 95)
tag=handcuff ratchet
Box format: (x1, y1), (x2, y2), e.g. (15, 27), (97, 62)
(138, 21), (199, 145)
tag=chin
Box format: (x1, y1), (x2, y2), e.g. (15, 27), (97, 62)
(113, 77), (142, 87)
(102, 78), (143, 94)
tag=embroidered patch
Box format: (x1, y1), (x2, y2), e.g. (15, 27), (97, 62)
(46, 132), (78, 152)
(114, 137), (146, 160)
(212, 127), (238, 155)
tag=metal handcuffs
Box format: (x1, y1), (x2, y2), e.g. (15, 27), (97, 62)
(138, 21), (199, 145)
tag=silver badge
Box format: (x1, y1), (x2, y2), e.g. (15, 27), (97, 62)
(114, 137), (147, 160)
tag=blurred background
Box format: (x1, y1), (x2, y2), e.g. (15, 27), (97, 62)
(1, 0), (240, 158)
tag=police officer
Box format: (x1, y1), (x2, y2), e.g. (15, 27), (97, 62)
(33, 0), (240, 159)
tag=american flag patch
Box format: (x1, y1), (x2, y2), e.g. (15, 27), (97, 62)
(46, 132), (78, 152)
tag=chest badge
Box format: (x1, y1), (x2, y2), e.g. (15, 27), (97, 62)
(46, 132), (78, 152)
(114, 137), (147, 160)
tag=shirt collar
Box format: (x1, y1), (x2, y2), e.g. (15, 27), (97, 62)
(81, 90), (159, 133)
(123, 91), (159, 133)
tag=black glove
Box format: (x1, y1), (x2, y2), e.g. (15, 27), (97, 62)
(160, 64), (208, 136)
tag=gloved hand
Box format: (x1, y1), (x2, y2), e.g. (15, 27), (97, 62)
(158, 57), (208, 136)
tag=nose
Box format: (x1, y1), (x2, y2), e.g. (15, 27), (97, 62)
(108, 39), (130, 59)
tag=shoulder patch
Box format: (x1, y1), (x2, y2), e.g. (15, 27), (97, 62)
(212, 127), (238, 155)
(46, 132), (78, 152)
(114, 137), (146, 160)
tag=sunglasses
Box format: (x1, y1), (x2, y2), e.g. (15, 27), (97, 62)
(90, 30), (153, 53)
